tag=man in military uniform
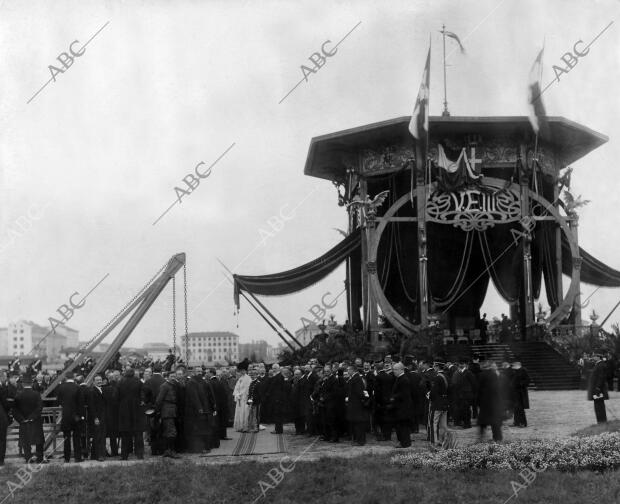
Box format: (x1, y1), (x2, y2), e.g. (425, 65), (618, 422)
(155, 373), (181, 458)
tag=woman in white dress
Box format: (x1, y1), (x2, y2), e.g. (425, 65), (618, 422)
(233, 361), (252, 432)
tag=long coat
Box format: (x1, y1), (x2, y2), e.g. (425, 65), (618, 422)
(102, 382), (119, 435)
(185, 376), (212, 437)
(511, 368), (530, 409)
(13, 388), (44, 446)
(346, 373), (369, 423)
(390, 374), (414, 422)
(267, 373), (287, 423)
(588, 361), (609, 401)
(117, 376), (145, 433)
(87, 386), (106, 428)
(477, 369), (503, 425)
(55, 381), (82, 431)
(209, 377), (229, 427)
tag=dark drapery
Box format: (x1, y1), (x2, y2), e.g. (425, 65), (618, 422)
(562, 236), (620, 287)
(233, 231), (361, 308)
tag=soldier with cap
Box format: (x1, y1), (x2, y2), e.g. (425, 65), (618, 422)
(155, 372), (181, 458)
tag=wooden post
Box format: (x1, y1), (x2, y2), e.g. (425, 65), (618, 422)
(359, 178), (369, 333)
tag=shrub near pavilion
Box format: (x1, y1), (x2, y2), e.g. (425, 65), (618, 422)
(392, 432), (620, 472)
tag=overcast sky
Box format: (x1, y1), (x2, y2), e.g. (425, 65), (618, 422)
(1, 0), (619, 351)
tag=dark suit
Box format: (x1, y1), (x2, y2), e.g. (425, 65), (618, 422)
(511, 367), (530, 427)
(478, 369), (503, 441)
(55, 380), (83, 462)
(451, 368), (477, 428)
(267, 373), (286, 433)
(13, 388), (44, 462)
(117, 376), (145, 459)
(588, 361), (609, 423)
(102, 382), (119, 455)
(390, 374), (414, 447)
(210, 377), (229, 440)
(375, 370), (395, 440)
(346, 373), (369, 445)
(87, 386), (106, 460)
(0, 385), (10, 464)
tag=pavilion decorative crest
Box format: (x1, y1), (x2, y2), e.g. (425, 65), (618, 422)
(426, 187), (521, 231)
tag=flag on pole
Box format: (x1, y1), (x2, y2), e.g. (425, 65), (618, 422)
(527, 47), (548, 136)
(409, 46), (430, 141)
(409, 45), (431, 203)
(444, 31), (466, 53)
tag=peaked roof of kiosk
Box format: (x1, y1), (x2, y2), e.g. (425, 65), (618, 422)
(304, 116), (609, 181)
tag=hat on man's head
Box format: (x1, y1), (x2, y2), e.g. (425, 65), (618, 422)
(236, 359), (249, 371)
(433, 357), (446, 369)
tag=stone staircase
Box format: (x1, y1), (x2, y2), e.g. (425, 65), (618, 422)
(509, 341), (581, 390)
(443, 342), (581, 390)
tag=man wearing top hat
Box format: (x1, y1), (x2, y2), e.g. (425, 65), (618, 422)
(510, 360), (530, 427)
(588, 354), (609, 424)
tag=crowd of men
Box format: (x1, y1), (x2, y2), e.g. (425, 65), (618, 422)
(0, 353), (534, 463)
(233, 354), (531, 449)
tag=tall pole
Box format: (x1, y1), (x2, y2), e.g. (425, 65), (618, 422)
(441, 24), (449, 117)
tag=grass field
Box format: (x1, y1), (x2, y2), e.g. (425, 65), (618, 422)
(0, 454), (618, 504)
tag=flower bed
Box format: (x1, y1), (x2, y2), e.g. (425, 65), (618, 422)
(391, 432), (620, 472)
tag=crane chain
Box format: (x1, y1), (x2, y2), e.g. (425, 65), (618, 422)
(71, 259), (169, 361)
(183, 263), (188, 364)
(172, 275), (177, 358)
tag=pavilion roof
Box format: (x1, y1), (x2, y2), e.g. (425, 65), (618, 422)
(304, 116), (608, 181)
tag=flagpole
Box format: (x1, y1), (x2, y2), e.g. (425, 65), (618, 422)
(441, 24), (449, 116)
(532, 38), (545, 194)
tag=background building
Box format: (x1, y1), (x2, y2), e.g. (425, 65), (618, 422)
(238, 340), (271, 362)
(2, 320), (78, 360)
(143, 342), (178, 360)
(179, 331), (239, 366)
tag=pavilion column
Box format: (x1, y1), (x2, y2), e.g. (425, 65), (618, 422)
(519, 144), (535, 339)
(415, 144), (429, 327)
(569, 215), (583, 334)
(554, 182), (564, 311)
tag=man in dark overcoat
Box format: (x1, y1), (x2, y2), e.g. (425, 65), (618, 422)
(103, 371), (120, 456)
(510, 361), (530, 427)
(88, 374), (107, 461)
(477, 361), (503, 442)
(208, 369), (230, 441)
(267, 364), (286, 434)
(117, 368), (145, 460)
(345, 364), (369, 445)
(375, 361), (395, 441)
(588, 354), (609, 424)
(55, 372), (83, 462)
(13, 378), (45, 463)
(184, 370), (211, 453)
(389, 363), (414, 448)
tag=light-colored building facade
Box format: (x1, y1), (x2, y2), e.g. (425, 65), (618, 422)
(294, 322), (323, 348)
(2, 320), (79, 360)
(143, 342), (177, 361)
(179, 332), (239, 366)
